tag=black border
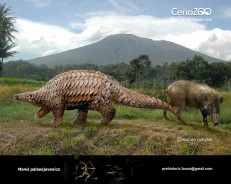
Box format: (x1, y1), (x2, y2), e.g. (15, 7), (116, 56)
(0, 155), (230, 184)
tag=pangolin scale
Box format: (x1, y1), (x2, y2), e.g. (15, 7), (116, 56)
(14, 70), (176, 127)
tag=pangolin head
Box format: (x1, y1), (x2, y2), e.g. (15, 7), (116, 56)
(14, 92), (38, 106)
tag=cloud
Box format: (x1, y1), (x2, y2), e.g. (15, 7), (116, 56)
(14, 18), (82, 59)
(109, 0), (140, 13)
(13, 15), (231, 61)
(68, 22), (85, 30)
(221, 7), (231, 18)
(152, 28), (231, 61)
(42, 49), (58, 56)
(197, 29), (231, 61)
(74, 15), (206, 41)
(25, 0), (52, 7)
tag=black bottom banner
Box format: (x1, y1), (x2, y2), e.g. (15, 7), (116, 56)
(0, 155), (230, 184)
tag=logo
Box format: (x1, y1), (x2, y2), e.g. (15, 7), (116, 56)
(171, 8), (212, 16)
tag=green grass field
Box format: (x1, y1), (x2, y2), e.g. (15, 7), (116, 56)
(1, 77), (231, 155)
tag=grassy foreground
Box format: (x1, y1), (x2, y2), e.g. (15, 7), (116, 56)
(0, 77), (231, 155)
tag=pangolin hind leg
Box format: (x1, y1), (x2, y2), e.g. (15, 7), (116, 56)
(34, 107), (51, 120)
(90, 98), (116, 125)
(51, 108), (65, 127)
(73, 109), (88, 124)
(99, 103), (116, 125)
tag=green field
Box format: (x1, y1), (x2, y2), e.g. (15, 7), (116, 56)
(1, 77), (231, 155)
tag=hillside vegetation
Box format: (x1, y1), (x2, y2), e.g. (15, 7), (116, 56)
(1, 77), (231, 155)
(2, 55), (231, 89)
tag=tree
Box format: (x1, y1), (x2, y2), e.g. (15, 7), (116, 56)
(189, 55), (211, 84)
(128, 54), (151, 83)
(209, 62), (227, 87)
(0, 61), (2, 76)
(0, 3), (17, 64)
(0, 39), (17, 62)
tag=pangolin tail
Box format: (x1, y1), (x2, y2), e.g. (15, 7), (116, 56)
(115, 87), (176, 115)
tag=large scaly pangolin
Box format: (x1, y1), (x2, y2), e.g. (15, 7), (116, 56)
(14, 70), (176, 127)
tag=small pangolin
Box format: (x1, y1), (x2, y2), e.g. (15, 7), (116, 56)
(14, 70), (176, 127)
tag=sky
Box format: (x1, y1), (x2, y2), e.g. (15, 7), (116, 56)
(2, 0), (231, 61)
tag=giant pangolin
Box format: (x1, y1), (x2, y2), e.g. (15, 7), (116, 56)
(14, 70), (176, 127)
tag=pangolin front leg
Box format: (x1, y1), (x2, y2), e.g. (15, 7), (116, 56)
(34, 107), (51, 120)
(73, 109), (88, 124)
(51, 108), (65, 127)
(90, 98), (116, 125)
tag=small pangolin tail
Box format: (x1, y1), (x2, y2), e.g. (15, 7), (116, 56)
(114, 87), (176, 115)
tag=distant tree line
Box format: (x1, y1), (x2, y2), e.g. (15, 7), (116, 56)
(2, 55), (231, 89)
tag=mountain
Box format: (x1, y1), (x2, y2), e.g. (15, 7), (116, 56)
(29, 34), (225, 67)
